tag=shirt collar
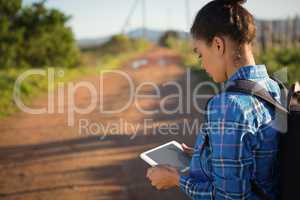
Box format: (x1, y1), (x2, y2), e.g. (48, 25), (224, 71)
(225, 65), (269, 86)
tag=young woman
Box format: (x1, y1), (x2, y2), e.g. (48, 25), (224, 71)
(146, 0), (282, 199)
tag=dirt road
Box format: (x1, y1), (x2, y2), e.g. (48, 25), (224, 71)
(0, 47), (212, 200)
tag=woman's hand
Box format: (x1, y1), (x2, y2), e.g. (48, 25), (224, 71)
(146, 165), (180, 190)
(181, 143), (194, 156)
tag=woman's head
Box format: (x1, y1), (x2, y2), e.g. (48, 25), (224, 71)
(191, 0), (256, 82)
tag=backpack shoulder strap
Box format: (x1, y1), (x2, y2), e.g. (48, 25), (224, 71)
(250, 181), (271, 200)
(270, 76), (289, 108)
(225, 79), (288, 114)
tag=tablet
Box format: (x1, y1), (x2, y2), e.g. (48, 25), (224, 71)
(140, 141), (190, 173)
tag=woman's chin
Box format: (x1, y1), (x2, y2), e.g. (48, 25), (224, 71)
(211, 76), (218, 83)
(205, 72), (222, 83)
(212, 76), (223, 83)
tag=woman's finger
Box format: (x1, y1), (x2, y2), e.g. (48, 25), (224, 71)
(182, 143), (193, 150)
(147, 167), (155, 178)
(182, 143), (194, 155)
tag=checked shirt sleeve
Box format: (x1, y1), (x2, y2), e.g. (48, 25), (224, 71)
(179, 175), (213, 200)
(180, 93), (260, 200)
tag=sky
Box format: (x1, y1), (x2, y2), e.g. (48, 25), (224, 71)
(23, 0), (300, 39)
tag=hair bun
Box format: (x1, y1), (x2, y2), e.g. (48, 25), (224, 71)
(217, 0), (247, 5)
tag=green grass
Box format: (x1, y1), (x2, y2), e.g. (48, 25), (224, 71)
(0, 40), (151, 118)
(0, 67), (91, 117)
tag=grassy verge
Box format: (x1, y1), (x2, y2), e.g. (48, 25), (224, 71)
(0, 39), (151, 118)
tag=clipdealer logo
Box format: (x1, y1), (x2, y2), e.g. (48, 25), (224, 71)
(13, 67), (289, 137)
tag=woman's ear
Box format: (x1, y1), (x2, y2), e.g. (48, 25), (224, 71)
(212, 36), (225, 56)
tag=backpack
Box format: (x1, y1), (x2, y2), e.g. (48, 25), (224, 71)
(225, 78), (300, 200)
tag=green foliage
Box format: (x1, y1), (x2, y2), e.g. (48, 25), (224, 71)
(99, 34), (150, 56)
(0, 0), (22, 17)
(0, 35), (151, 118)
(80, 34), (151, 67)
(0, 0), (23, 68)
(100, 34), (132, 54)
(256, 48), (300, 85)
(159, 30), (180, 47)
(0, 0), (153, 118)
(0, 67), (90, 117)
(0, 0), (79, 68)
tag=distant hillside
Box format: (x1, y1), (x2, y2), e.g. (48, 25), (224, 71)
(77, 37), (110, 49)
(77, 28), (188, 49)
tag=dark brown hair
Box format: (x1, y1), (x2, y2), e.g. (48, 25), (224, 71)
(191, 0), (256, 45)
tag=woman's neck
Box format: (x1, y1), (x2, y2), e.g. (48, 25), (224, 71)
(225, 44), (256, 80)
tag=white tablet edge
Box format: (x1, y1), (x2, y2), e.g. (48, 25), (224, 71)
(139, 140), (190, 173)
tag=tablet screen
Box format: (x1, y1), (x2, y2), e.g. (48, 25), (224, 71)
(144, 143), (190, 172)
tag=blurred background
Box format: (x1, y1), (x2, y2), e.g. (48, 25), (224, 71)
(0, 0), (299, 200)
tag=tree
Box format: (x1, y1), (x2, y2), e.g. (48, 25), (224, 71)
(159, 30), (180, 47)
(0, 0), (23, 68)
(0, 0), (79, 68)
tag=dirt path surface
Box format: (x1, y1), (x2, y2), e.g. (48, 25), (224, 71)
(0, 47), (212, 200)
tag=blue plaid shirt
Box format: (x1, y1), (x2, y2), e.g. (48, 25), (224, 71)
(179, 65), (282, 200)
